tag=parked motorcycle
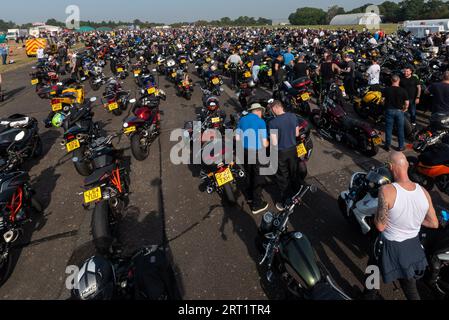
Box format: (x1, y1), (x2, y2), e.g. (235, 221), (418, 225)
(311, 83), (381, 157)
(0, 170), (43, 286)
(76, 134), (130, 254)
(258, 185), (351, 300)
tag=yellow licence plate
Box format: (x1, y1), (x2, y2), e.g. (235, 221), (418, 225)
(171, 72), (177, 78)
(180, 59), (187, 64)
(297, 143), (307, 158)
(108, 102), (119, 111)
(301, 93), (310, 101)
(339, 85), (346, 92)
(66, 139), (81, 152)
(117, 67), (124, 72)
(373, 137), (382, 146)
(147, 87), (156, 94)
(215, 168), (234, 187)
(268, 70), (272, 76)
(134, 69), (141, 75)
(124, 126), (137, 134)
(211, 117), (221, 124)
(84, 187), (102, 204)
(31, 79), (39, 85)
(52, 103), (63, 111)
(212, 78), (220, 85)
(244, 71), (251, 78)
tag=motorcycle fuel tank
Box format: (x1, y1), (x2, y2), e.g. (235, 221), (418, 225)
(280, 232), (322, 289)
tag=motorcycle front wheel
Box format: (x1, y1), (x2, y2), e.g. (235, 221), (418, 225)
(89, 78), (102, 91)
(0, 250), (13, 287)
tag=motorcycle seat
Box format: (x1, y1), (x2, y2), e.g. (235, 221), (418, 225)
(84, 164), (117, 187)
(291, 77), (312, 88)
(341, 117), (366, 130)
(418, 144), (449, 166)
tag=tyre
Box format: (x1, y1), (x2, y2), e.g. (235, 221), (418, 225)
(89, 78), (101, 91)
(297, 161), (308, 181)
(300, 102), (311, 116)
(32, 136), (43, 158)
(404, 117), (414, 139)
(131, 132), (149, 161)
(222, 184), (236, 205)
(31, 196), (43, 214)
(311, 113), (322, 129)
(407, 156), (435, 191)
(0, 251), (13, 287)
(73, 146), (93, 177)
(185, 92), (192, 100)
(91, 201), (113, 254)
(362, 140), (379, 157)
(112, 107), (122, 116)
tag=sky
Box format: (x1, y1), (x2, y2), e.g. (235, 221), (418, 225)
(1, 0), (398, 24)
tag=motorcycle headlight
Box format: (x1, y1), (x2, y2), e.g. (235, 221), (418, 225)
(14, 131), (26, 142)
(123, 122), (129, 128)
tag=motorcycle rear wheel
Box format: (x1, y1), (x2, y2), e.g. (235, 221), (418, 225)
(131, 133), (150, 161)
(407, 156), (435, 191)
(92, 201), (113, 255)
(73, 146), (94, 177)
(222, 184), (236, 205)
(0, 252), (13, 287)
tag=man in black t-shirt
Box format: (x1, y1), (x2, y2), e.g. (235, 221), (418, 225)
(292, 54), (309, 80)
(382, 75), (410, 152)
(400, 67), (421, 126)
(426, 71), (449, 114)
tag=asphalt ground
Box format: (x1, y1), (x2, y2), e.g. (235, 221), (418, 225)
(0, 61), (447, 300)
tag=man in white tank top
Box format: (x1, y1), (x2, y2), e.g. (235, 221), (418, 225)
(373, 151), (439, 300)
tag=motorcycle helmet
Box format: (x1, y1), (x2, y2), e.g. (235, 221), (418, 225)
(206, 96), (220, 111)
(51, 113), (66, 128)
(74, 256), (115, 300)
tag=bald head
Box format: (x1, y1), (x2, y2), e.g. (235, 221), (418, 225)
(389, 151), (409, 180)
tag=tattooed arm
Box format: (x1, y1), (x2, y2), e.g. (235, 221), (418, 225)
(374, 186), (390, 232)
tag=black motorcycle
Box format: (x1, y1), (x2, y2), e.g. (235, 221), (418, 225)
(75, 134), (129, 254)
(258, 185), (351, 300)
(0, 115), (43, 168)
(0, 170), (42, 286)
(72, 246), (178, 300)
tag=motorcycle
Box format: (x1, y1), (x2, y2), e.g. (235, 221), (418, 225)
(276, 77), (313, 116)
(101, 78), (131, 116)
(72, 245), (177, 300)
(76, 134), (130, 254)
(353, 86), (414, 139)
(311, 83), (381, 157)
(0, 115), (43, 168)
(123, 95), (164, 161)
(0, 169), (42, 286)
(258, 185), (351, 300)
(338, 166), (449, 298)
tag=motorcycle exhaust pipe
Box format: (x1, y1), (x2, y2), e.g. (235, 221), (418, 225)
(4, 229), (19, 243)
(60, 140), (67, 146)
(206, 186), (214, 194)
(110, 198), (119, 209)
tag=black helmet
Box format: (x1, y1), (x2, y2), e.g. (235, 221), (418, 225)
(74, 256), (115, 300)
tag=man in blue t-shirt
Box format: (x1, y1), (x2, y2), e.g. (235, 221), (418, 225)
(283, 47), (295, 67)
(268, 100), (301, 210)
(236, 103), (269, 215)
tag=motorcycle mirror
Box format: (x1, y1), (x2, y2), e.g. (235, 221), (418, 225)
(81, 77), (86, 81)
(72, 157), (79, 163)
(309, 185), (318, 193)
(90, 97), (97, 102)
(129, 98), (136, 104)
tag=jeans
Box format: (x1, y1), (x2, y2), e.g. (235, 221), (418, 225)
(276, 147), (299, 203)
(408, 101), (417, 124)
(385, 108), (405, 149)
(1, 54), (7, 65)
(252, 65), (260, 83)
(242, 149), (266, 206)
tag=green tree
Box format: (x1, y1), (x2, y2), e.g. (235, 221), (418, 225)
(400, 0), (425, 20)
(327, 5), (345, 23)
(289, 7), (327, 25)
(379, 1), (401, 23)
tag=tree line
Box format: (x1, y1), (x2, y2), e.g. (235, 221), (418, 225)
(289, 0), (449, 25)
(0, 16), (272, 32)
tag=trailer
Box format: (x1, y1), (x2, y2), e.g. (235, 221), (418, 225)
(403, 19), (449, 37)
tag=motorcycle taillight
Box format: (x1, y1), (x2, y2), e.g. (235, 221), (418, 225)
(51, 99), (61, 104)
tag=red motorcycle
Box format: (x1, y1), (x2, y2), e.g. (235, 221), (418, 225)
(123, 93), (165, 161)
(311, 83), (381, 157)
